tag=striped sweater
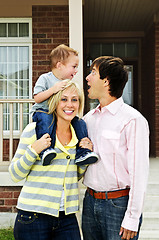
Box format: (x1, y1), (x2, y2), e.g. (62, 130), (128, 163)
(9, 122), (86, 217)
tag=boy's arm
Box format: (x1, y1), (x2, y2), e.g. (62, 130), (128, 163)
(34, 80), (68, 103)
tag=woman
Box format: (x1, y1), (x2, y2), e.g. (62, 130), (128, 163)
(9, 81), (92, 240)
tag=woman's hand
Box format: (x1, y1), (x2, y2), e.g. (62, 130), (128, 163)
(31, 133), (52, 154)
(79, 137), (93, 151)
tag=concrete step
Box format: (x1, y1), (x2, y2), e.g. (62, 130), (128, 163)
(139, 230), (159, 240)
(146, 182), (159, 195)
(141, 212), (159, 230)
(143, 196), (159, 212)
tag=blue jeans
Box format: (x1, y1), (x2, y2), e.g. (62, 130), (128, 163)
(82, 190), (142, 240)
(33, 109), (91, 159)
(14, 210), (81, 240)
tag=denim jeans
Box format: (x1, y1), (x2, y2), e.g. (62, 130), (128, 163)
(82, 190), (142, 240)
(14, 210), (81, 240)
(33, 109), (91, 159)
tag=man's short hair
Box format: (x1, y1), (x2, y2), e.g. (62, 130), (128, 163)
(91, 56), (128, 98)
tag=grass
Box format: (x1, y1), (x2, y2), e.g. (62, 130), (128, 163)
(0, 228), (14, 240)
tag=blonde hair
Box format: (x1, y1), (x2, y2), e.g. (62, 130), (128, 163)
(48, 80), (84, 118)
(50, 44), (79, 69)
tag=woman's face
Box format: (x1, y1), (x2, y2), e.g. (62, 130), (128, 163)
(56, 87), (80, 123)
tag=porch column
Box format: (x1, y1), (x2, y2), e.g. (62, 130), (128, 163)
(69, 0), (83, 88)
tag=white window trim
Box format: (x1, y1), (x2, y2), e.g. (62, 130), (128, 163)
(0, 18), (32, 98)
(0, 18), (32, 181)
(0, 18), (32, 42)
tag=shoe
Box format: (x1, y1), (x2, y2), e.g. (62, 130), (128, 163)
(42, 149), (57, 166)
(75, 152), (98, 166)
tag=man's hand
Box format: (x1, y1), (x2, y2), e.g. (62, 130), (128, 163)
(31, 133), (52, 154)
(119, 227), (137, 240)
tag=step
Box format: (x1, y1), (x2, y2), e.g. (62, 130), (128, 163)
(146, 182), (159, 195)
(143, 196), (159, 212)
(139, 230), (159, 239)
(141, 212), (159, 230)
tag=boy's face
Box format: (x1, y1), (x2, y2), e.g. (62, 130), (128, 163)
(60, 54), (79, 80)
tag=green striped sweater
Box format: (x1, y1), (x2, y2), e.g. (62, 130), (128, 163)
(9, 122), (86, 217)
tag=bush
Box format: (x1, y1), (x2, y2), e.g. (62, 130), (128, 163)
(0, 228), (14, 240)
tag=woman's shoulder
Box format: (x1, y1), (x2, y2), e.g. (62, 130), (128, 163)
(21, 122), (36, 138)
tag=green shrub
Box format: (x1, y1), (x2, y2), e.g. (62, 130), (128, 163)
(0, 228), (14, 240)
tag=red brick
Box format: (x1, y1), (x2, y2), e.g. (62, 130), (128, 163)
(5, 199), (17, 206)
(0, 192), (12, 198)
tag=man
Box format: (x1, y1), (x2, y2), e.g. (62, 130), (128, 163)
(81, 56), (149, 240)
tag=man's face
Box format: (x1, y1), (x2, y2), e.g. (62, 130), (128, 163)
(86, 66), (105, 100)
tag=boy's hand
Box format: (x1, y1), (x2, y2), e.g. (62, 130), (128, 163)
(79, 137), (93, 151)
(31, 133), (51, 154)
(52, 80), (68, 93)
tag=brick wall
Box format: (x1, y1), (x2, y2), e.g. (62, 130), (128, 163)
(141, 24), (155, 156)
(32, 5), (69, 88)
(155, 23), (159, 156)
(0, 187), (21, 213)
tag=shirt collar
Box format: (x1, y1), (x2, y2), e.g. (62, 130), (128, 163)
(56, 124), (78, 154)
(92, 97), (124, 115)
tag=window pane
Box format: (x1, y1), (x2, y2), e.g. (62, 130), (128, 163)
(8, 47), (18, 62)
(127, 43), (138, 57)
(0, 47), (7, 62)
(19, 23), (29, 37)
(0, 64), (7, 79)
(114, 43), (125, 57)
(90, 44), (100, 60)
(19, 80), (29, 97)
(19, 63), (29, 79)
(19, 47), (29, 62)
(8, 23), (18, 37)
(8, 80), (18, 97)
(0, 23), (7, 37)
(8, 63), (18, 79)
(102, 43), (113, 56)
(0, 80), (7, 98)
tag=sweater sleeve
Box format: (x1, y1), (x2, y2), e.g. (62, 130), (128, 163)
(9, 123), (39, 183)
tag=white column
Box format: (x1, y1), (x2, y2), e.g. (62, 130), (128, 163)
(69, 0), (83, 89)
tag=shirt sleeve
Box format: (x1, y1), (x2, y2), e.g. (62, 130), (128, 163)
(121, 116), (149, 231)
(9, 123), (39, 183)
(33, 74), (47, 95)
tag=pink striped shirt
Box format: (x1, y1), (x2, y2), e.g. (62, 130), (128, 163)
(83, 97), (149, 231)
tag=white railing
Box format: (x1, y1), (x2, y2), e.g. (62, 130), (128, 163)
(0, 99), (34, 170)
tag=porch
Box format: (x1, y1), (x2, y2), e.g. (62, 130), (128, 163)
(0, 99), (34, 172)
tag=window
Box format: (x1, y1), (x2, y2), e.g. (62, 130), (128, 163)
(0, 18), (32, 132)
(90, 42), (138, 59)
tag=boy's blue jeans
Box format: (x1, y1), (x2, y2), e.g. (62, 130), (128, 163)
(82, 190), (142, 240)
(14, 209), (81, 240)
(32, 109), (91, 159)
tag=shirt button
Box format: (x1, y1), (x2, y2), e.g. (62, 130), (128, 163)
(66, 155), (70, 159)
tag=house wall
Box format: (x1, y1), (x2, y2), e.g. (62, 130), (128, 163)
(155, 22), (159, 156)
(0, 5), (69, 215)
(32, 5), (69, 88)
(141, 24), (155, 156)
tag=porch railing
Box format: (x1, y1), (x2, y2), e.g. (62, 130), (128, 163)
(0, 99), (35, 171)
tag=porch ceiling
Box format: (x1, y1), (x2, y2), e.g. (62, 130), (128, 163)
(84, 0), (159, 32)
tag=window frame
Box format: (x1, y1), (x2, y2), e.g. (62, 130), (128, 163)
(0, 18), (32, 135)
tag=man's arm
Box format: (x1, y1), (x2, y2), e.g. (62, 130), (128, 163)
(120, 116), (149, 237)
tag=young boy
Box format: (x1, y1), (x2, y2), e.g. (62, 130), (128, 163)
(31, 44), (98, 166)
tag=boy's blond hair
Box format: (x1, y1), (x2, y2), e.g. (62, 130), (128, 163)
(50, 44), (79, 69)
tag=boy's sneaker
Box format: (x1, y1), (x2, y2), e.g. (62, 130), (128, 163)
(42, 149), (57, 166)
(75, 152), (98, 166)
